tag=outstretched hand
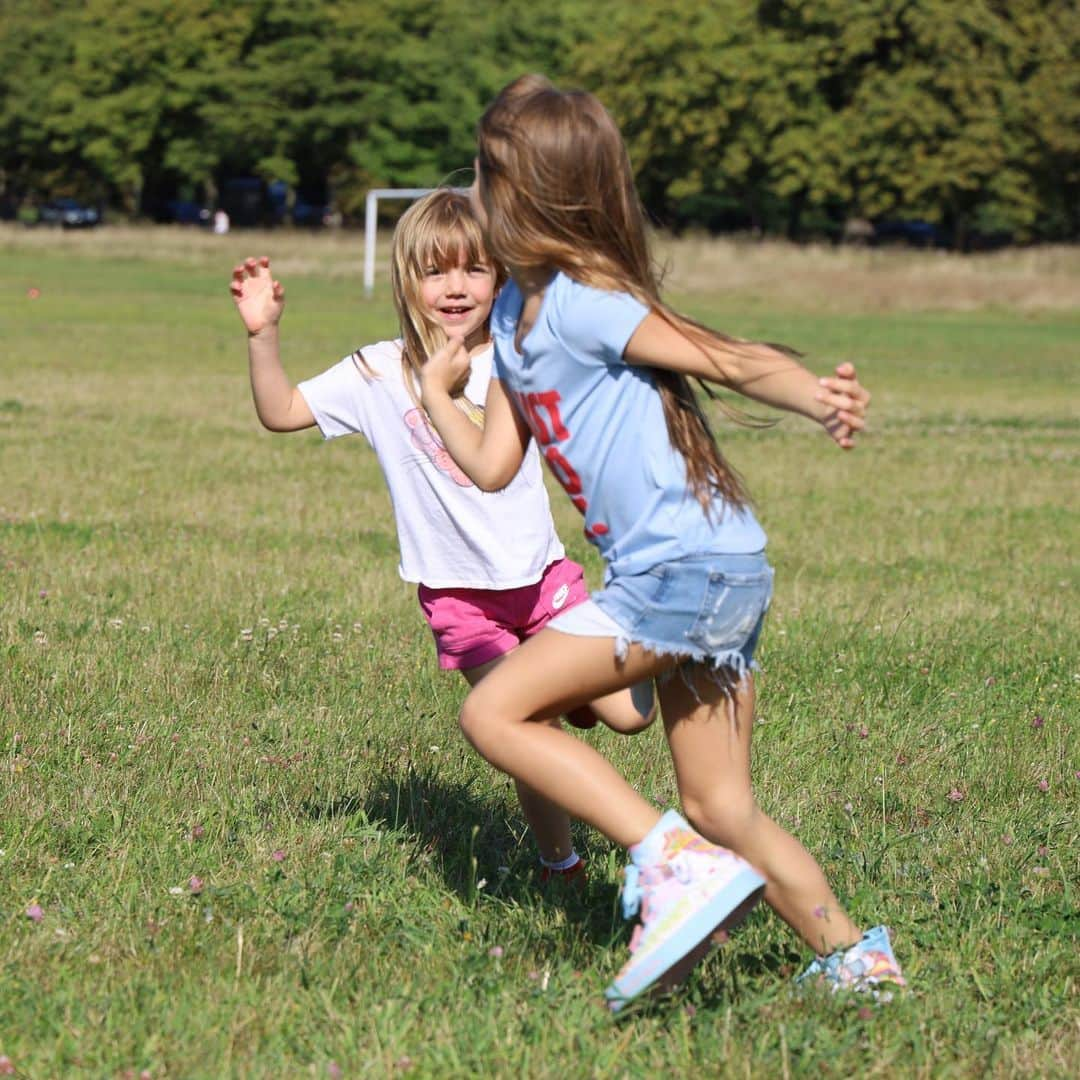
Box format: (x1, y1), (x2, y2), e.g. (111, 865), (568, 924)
(420, 337), (472, 402)
(816, 362), (870, 449)
(230, 256), (284, 336)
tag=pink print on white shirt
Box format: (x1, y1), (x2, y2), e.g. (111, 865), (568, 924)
(404, 408), (473, 487)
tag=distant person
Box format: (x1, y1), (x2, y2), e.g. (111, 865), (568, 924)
(213, 208), (230, 235)
(420, 75), (906, 1010)
(228, 190), (654, 889)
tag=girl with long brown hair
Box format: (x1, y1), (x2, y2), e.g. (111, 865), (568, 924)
(230, 190), (653, 893)
(420, 76), (905, 1010)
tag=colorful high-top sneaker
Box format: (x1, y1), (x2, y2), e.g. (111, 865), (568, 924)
(796, 924), (906, 995)
(604, 814), (766, 1012)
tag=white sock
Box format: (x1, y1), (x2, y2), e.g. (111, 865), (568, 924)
(540, 850), (581, 872)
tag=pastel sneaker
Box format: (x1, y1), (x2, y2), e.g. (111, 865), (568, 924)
(796, 925), (906, 995)
(604, 814), (766, 1012)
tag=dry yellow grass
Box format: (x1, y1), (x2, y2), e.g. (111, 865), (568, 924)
(656, 233), (1080, 313)
(2, 222), (1077, 313)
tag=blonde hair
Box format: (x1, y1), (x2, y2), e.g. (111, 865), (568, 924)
(476, 75), (798, 511)
(360, 189), (505, 422)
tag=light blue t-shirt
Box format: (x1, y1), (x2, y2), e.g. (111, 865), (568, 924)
(491, 272), (767, 578)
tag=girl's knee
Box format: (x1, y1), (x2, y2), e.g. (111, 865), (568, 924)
(607, 700), (658, 735)
(458, 694), (489, 749)
(609, 714), (654, 736)
(584, 680), (657, 735)
(459, 690), (517, 754)
(682, 792), (758, 848)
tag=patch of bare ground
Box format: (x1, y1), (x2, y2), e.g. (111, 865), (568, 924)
(2, 223), (1077, 313)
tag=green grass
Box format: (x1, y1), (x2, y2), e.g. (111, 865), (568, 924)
(1, 233), (1078, 1077)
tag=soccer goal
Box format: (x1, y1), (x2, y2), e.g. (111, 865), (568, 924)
(363, 187), (468, 297)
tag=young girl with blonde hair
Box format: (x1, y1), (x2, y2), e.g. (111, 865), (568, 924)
(229, 189), (653, 888)
(421, 76), (906, 1010)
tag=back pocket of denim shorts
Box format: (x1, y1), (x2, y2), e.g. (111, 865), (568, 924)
(685, 568), (773, 653)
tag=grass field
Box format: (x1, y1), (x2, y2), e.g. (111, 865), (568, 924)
(1, 226), (1077, 1077)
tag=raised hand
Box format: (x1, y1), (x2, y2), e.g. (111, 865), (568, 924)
(816, 361), (870, 449)
(230, 256), (284, 336)
(420, 337), (472, 400)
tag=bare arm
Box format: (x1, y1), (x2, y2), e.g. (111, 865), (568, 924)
(230, 256), (315, 432)
(624, 312), (869, 448)
(419, 339), (531, 490)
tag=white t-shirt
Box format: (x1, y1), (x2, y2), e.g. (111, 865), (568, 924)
(298, 339), (564, 589)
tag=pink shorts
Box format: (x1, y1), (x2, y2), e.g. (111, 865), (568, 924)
(418, 558), (590, 671)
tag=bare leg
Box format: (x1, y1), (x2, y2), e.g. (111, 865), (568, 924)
(460, 630), (678, 847)
(566, 680), (657, 734)
(461, 656), (572, 862)
(662, 670), (861, 954)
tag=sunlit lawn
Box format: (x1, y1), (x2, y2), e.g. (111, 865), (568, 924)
(1, 227), (1077, 1077)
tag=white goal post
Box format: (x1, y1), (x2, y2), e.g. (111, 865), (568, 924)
(363, 187), (468, 297)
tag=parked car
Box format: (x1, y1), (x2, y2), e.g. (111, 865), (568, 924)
(39, 198), (101, 229)
(291, 200), (332, 228)
(872, 219), (944, 247)
(220, 177), (282, 228)
(164, 199), (212, 226)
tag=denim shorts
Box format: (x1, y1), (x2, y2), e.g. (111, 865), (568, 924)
(548, 551), (774, 679)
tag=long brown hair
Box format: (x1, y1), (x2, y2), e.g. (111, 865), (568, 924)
(375, 189), (506, 420)
(475, 74), (798, 511)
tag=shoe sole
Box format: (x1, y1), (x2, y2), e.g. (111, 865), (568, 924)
(604, 868), (766, 1012)
(654, 887), (764, 992)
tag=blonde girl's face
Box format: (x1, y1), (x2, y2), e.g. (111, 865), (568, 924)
(418, 250), (496, 343)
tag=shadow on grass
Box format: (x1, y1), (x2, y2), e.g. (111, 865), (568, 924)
(302, 761), (629, 945)
(300, 765), (797, 992)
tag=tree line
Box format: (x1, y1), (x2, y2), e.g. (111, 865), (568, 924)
(1, 0), (1076, 245)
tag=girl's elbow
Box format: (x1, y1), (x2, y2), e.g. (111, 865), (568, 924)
(474, 470), (506, 492)
(257, 410), (293, 433)
(480, 462), (521, 491)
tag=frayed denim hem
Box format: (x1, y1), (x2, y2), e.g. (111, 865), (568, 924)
(618, 634), (757, 702)
(547, 592), (761, 702)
